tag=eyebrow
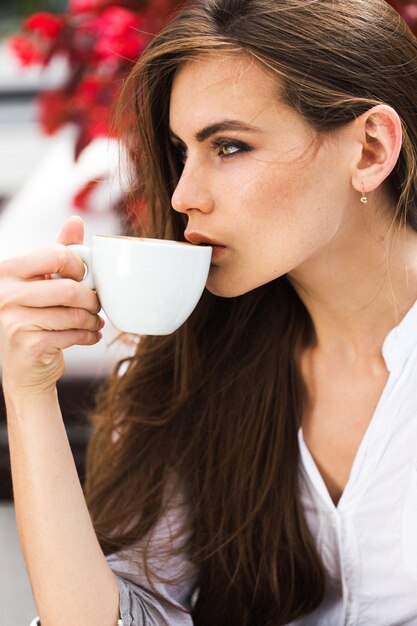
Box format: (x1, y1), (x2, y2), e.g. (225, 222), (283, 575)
(169, 119), (263, 144)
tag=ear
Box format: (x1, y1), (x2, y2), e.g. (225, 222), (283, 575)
(351, 104), (402, 196)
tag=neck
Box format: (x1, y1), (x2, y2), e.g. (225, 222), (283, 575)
(287, 205), (417, 364)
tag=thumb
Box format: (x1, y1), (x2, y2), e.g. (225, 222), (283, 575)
(57, 215), (85, 246)
(42, 215), (85, 280)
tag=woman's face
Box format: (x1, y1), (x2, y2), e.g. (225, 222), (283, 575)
(169, 53), (356, 297)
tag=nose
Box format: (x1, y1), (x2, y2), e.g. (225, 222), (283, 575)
(171, 161), (214, 216)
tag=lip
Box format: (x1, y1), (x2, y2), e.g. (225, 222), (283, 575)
(184, 231), (226, 247)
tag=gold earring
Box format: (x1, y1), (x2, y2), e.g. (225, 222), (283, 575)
(360, 185), (368, 205)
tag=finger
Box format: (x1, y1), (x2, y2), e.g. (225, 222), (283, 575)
(1, 244), (86, 282)
(5, 278), (101, 315)
(57, 215), (85, 246)
(7, 306), (104, 333)
(35, 328), (102, 351)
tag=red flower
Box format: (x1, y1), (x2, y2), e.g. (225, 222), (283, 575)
(94, 31), (146, 61)
(92, 7), (147, 60)
(75, 76), (102, 105)
(73, 177), (105, 211)
(71, 75), (120, 155)
(37, 91), (71, 134)
(94, 6), (144, 36)
(74, 108), (113, 158)
(69, 0), (113, 14)
(7, 0), (186, 215)
(23, 13), (64, 40)
(8, 34), (47, 66)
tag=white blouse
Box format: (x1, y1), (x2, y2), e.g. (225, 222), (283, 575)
(31, 297), (417, 625)
(290, 296), (417, 626)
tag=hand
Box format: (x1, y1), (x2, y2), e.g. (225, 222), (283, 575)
(0, 216), (104, 396)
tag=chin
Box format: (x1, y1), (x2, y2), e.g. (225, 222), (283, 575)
(206, 265), (289, 298)
(205, 274), (258, 299)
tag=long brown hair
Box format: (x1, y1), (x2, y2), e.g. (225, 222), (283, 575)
(84, 1), (417, 624)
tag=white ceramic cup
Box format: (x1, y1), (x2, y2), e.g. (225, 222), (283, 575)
(56, 235), (212, 335)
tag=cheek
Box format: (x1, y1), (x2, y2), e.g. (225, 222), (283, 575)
(250, 158), (345, 242)
(207, 155), (346, 297)
(262, 179), (342, 265)
(226, 164), (289, 230)
(230, 165), (303, 239)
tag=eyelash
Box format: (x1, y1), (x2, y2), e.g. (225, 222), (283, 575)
(175, 138), (252, 162)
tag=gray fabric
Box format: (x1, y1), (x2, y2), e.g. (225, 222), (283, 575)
(105, 477), (199, 617)
(116, 575), (194, 626)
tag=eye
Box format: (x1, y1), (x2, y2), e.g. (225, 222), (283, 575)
(220, 143), (240, 156)
(213, 138), (252, 158)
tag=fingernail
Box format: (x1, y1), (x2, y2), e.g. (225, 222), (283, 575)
(99, 317), (105, 329)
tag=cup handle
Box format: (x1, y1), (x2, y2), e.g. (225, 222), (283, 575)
(51, 244), (95, 289)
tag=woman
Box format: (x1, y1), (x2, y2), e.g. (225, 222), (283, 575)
(3, 0), (417, 624)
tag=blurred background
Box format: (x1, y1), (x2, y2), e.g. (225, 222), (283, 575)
(0, 2), (123, 624)
(0, 0), (181, 623)
(0, 0), (416, 624)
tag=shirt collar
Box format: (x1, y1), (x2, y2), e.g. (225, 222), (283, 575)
(382, 297), (417, 372)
